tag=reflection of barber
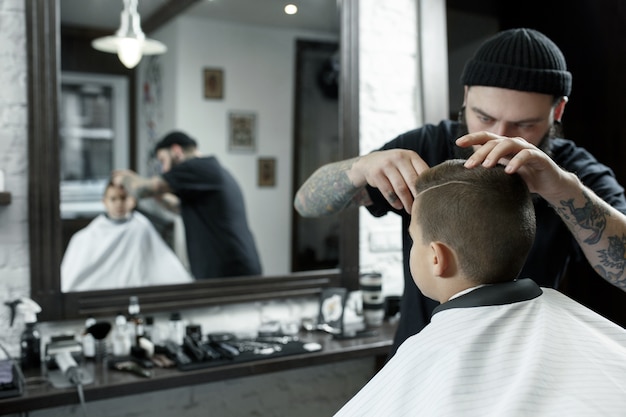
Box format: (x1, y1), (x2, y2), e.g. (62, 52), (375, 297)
(113, 131), (262, 279)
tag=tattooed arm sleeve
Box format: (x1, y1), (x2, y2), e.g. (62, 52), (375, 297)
(551, 179), (626, 291)
(294, 157), (372, 217)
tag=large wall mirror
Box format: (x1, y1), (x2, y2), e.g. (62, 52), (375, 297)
(27, 0), (359, 321)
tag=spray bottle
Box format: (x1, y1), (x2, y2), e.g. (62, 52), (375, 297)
(11, 298), (42, 370)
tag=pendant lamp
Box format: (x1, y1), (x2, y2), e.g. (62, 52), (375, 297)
(92, 0), (167, 69)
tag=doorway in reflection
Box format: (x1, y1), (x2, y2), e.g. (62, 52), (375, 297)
(292, 40), (340, 272)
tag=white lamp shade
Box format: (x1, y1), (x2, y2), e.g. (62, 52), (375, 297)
(90, 0), (167, 69)
(92, 36), (167, 69)
(117, 38), (142, 68)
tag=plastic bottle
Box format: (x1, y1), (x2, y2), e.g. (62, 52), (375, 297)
(144, 316), (154, 341)
(82, 316), (97, 360)
(145, 316), (164, 345)
(128, 296), (140, 320)
(135, 316), (145, 345)
(111, 313), (132, 356)
(17, 298), (42, 370)
(127, 296), (140, 342)
(168, 312), (185, 346)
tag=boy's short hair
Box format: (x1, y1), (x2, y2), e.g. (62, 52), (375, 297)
(103, 178), (123, 196)
(154, 131), (198, 154)
(413, 159), (536, 284)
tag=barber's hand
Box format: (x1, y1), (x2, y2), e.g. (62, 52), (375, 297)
(111, 169), (140, 193)
(456, 131), (568, 198)
(156, 192), (181, 213)
(112, 169), (134, 182)
(350, 149), (429, 213)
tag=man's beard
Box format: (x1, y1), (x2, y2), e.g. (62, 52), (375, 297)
(171, 150), (185, 167)
(453, 106), (559, 160)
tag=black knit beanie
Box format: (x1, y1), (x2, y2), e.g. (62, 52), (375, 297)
(154, 131), (198, 153)
(461, 28), (572, 97)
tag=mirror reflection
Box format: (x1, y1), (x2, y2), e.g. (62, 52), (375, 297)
(114, 130), (264, 281)
(59, 0), (341, 292)
(61, 178), (194, 291)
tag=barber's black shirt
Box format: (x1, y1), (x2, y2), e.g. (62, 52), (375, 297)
(162, 156), (262, 279)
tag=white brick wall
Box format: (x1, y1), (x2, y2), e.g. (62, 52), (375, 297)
(0, 0), (31, 356)
(358, 0), (448, 299)
(359, 0), (416, 298)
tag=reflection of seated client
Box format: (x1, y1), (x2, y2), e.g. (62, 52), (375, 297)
(113, 131), (262, 279)
(334, 160), (626, 416)
(61, 180), (193, 292)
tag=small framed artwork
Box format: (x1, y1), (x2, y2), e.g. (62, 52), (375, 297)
(258, 157), (276, 187)
(228, 111), (257, 152)
(203, 68), (223, 99)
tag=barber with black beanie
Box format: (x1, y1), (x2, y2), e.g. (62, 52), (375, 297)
(295, 28), (626, 359)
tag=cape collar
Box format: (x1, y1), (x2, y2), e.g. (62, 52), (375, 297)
(432, 279), (543, 317)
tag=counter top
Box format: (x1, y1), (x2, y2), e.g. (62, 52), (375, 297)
(0, 321), (397, 414)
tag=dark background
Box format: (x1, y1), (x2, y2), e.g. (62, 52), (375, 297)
(448, 0), (626, 327)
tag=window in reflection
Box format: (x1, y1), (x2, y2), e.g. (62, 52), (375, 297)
(60, 72), (129, 219)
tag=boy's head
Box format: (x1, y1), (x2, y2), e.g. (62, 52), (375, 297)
(409, 160), (536, 302)
(103, 180), (135, 221)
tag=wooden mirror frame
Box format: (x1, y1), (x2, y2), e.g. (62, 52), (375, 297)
(26, 0), (360, 321)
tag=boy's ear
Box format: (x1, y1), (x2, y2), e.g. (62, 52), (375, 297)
(431, 241), (456, 278)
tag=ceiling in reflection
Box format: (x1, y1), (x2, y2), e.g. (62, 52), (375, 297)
(60, 0), (340, 32)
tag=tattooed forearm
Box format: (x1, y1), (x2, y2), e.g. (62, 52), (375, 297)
(156, 193), (180, 214)
(294, 157), (368, 217)
(552, 189), (626, 289)
(134, 182), (158, 199)
(594, 234), (626, 286)
(120, 175), (159, 200)
(555, 191), (608, 244)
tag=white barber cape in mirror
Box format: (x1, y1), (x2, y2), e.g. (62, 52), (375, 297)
(61, 211), (193, 292)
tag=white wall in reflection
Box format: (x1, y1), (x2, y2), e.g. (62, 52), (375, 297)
(136, 16), (339, 274)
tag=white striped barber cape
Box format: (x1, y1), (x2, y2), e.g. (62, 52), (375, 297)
(61, 211), (193, 291)
(334, 279), (626, 417)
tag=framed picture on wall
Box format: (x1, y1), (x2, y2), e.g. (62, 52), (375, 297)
(258, 157), (276, 187)
(228, 111), (257, 152)
(203, 68), (223, 99)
